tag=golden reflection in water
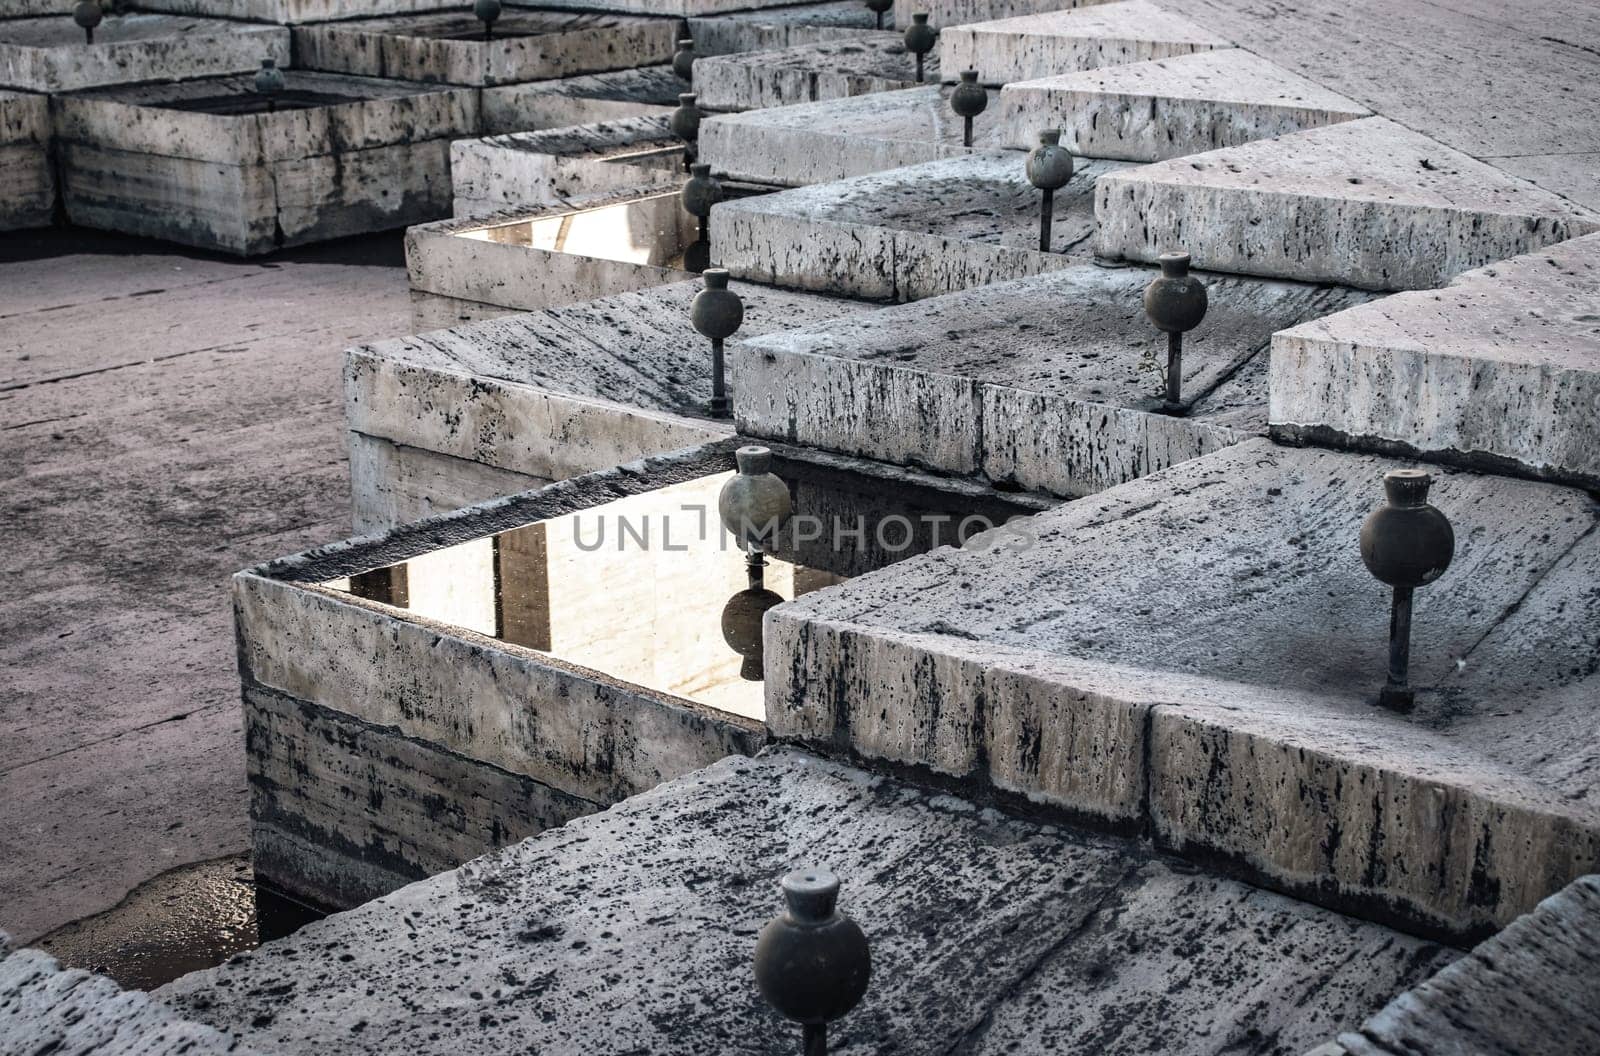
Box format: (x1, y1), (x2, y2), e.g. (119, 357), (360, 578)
(458, 191), (694, 268)
(322, 474), (844, 721)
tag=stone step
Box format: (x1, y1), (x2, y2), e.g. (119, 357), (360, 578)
(0, 13), (289, 93)
(765, 437), (1600, 938)
(694, 34), (934, 112)
(506, 0), (826, 15)
(157, 748), (1459, 1055)
(730, 263), (1372, 495)
(92, 0), (460, 25)
(940, 0), (1230, 87)
(450, 117), (684, 218)
(482, 65), (680, 133)
(893, 0), (1118, 31)
(997, 48), (1371, 160)
(290, 10), (675, 88)
(689, 1), (885, 56)
(699, 83), (1005, 187)
(1270, 232), (1600, 489)
(1094, 116), (1600, 291)
(712, 152), (1125, 302)
(0, 89), (51, 231)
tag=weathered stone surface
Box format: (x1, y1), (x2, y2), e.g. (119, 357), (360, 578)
(1096, 116), (1600, 291)
(159, 749), (1458, 1056)
(713, 152), (1123, 300)
(450, 116), (684, 218)
(1334, 875), (1600, 1056)
(0, 14), (288, 92)
(511, 0), (821, 15)
(0, 937), (252, 1056)
(699, 83), (1006, 187)
(689, 1), (883, 56)
(893, 0), (1120, 29)
(348, 433), (549, 534)
(482, 64), (680, 132)
(734, 264), (1372, 494)
(0, 89), (51, 230)
(694, 35), (935, 112)
(766, 439), (1600, 937)
(291, 10), (674, 88)
(941, 0), (1230, 87)
(1271, 232), (1600, 490)
(115, 0), (464, 24)
(404, 192), (695, 311)
(54, 72), (476, 255)
(998, 48), (1370, 160)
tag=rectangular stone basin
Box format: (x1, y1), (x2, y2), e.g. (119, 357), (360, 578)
(688, 1), (884, 55)
(112, 0), (464, 25)
(481, 64), (681, 132)
(0, 13), (288, 92)
(0, 89), (52, 231)
(53, 70), (477, 255)
(235, 440), (1052, 908)
(292, 10), (675, 87)
(694, 35), (935, 112)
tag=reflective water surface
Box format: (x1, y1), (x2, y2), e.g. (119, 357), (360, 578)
(459, 191), (691, 267)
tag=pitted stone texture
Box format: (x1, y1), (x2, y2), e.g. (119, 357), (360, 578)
(159, 749), (1457, 1056)
(700, 84), (1006, 187)
(766, 439), (1600, 936)
(349, 433), (550, 534)
(53, 72), (476, 255)
(734, 264), (1372, 494)
(482, 65), (680, 133)
(892, 0), (1119, 29)
(0, 939), (253, 1056)
(712, 152), (1125, 301)
(998, 48), (1370, 160)
(404, 192), (696, 312)
(941, 0), (1230, 87)
(506, 0), (826, 15)
(0, 14), (289, 93)
(291, 11), (674, 88)
(0, 89), (51, 230)
(1271, 232), (1600, 490)
(130, 0), (511, 23)
(1334, 875), (1600, 1056)
(689, 2), (883, 56)
(1095, 116), (1600, 291)
(451, 117), (683, 217)
(345, 280), (860, 487)
(694, 35), (934, 112)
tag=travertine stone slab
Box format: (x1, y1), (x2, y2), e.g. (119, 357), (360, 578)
(699, 83), (1005, 187)
(713, 151), (1121, 301)
(694, 35), (935, 111)
(482, 64), (679, 133)
(892, 0), (1118, 29)
(506, 0), (819, 15)
(688, 2), (882, 56)
(766, 439), (1600, 936)
(1271, 233), (1600, 488)
(291, 10), (674, 88)
(998, 48), (1370, 160)
(404, 192), (696, 311)
(941, 0), (1229, 86)
(116, 0), (465, 25)
(54, 71), (476, 255)
(0, 14), (288, 92)
(734, 264), (1372, 493)
(451, 117), (683, 217)
(1095, 116), (1600, 290)
(0, 89), (51, 230)
(160, 749), (1457, 1056)
(349, 433), (548, 534)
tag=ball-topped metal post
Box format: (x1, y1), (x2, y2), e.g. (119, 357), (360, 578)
(1025, 129), (1073, 253)
(671, 92), (701, 172)
(755, 869), (871, 1056)
(1142, 250), (1207, 412)
(254, 58), (286, 113)
(672, 37), (696, 82)
(73, 0), (103, 45)
(1360, 469), (1455, 712)
(473, 0), (500, 40)
(691, 268), (743, 418)
(950, 69), (987, 148)
(903, 13), (937, 83)
(864, 0), (892, 30)
(719, 444), (792, 580)
(680, 162), (723, 275)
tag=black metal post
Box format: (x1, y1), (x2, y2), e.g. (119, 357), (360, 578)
(803, 1024), (826, 1056)
(1038, 187), (1053, 253)
(963, 115), (973, 148)
(1165, 331), (1182, 409)
(915, 53), (924, 82)
(1383, 585), (1414, 709)
(698, 216), (709, 245)
(711, 336), (728, 417)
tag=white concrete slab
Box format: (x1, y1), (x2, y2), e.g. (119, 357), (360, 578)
(117, 0), (475, 25)
(694, 34), (934, 111)
(0, 89), (51, 230)
(998, 48), (1370, 160)
(482, 64), (679, 134)
(941, 0), (1230, 87)
(688, 1), (883, 56)
(0, 14), (289, 92)
(1095, 116), (1600, 291)
(893, 0), (1119, 30)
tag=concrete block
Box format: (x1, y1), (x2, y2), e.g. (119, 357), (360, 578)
(1095, 116), (1600, 291)
(765, 439), (1600, 937)
(941, 0), (1230, 87)
(348, 432), (550, 534)
(712, 152), (1124, 300)
(291, 10), (675, 88)
(403, 191), (697, 311)
(450, 116), (684, 218)
(0, 89), (51, 230)
(694, 35), (935, 112)
(893, 0), (1119, 30)
(482, 64), (680, 133)
(699, 83), (1006, 187)
(53, 71), (476, 255)
(997, 48), (1371, 161)
(1271, 232), (1600, 490)
(112, 0), (464, 25)
(159, 748), (1457, 1056)
(688, 2), (883, 56)
(506, 0), (822, 16)
(0, 13), (289, 93)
